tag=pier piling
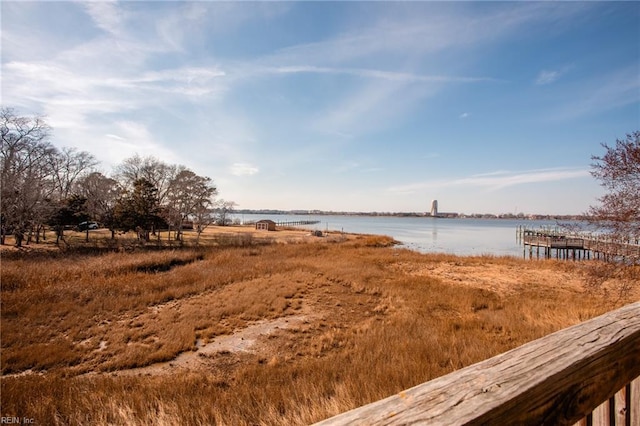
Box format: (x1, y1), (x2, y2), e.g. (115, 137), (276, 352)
(517, 227), (640, 262)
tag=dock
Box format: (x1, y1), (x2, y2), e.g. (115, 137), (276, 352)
(517, 226), (640, 261)
(275, 220), (320, 227)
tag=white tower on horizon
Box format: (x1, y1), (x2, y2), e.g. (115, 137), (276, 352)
(430, 199), (438, 217)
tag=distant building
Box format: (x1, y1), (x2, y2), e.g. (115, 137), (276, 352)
(255, 220), (276, 231)
(428, 199), (458, 218)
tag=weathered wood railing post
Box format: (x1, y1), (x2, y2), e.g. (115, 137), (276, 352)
(314, 302), (640, 426)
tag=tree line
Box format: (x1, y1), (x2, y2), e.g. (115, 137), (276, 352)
(1, 107), (234, 247)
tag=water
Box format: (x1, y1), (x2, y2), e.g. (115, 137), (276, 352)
(232, 213), (564, 257)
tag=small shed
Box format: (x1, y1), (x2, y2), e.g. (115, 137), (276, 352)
(255, 219), (276, 231)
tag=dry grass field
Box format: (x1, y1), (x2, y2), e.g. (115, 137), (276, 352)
(1, 226), (638, 425)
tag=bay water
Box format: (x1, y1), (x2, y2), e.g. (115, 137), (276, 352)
(233, 213), (563, 257)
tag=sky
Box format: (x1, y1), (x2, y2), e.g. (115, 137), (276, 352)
(2, 1), (639, 215)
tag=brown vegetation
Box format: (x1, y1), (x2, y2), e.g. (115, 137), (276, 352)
(1, 227), (637, 425)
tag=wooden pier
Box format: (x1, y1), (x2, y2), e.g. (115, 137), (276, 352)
(518, 226), (640, 261)
(275, 220), (320, 227)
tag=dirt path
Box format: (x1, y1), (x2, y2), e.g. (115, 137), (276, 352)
(111, 314), (314, 376)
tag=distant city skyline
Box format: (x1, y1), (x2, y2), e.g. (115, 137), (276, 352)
(2, 2), (638, 215)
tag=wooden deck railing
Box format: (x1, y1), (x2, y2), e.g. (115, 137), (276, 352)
(518, 227), (640, 260)
(315, 302), (640, 426)
(276, 220), (321, 227)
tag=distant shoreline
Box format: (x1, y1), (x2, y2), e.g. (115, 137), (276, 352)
(235, 209), (588, 221)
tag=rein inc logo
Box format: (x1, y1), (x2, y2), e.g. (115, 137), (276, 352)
(0, 418), (34, 424)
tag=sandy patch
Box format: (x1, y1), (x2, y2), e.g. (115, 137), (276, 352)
(110, 314), (312, 376)
(393, 261), (585, 295)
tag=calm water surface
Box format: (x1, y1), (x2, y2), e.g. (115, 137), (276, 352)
(234, 214), (563, 257)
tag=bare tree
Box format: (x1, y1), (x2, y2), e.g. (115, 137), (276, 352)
(589, 130), (640, 248)
(164, 169), (217, 241)
(214, 199), (237, 226)
(50, 147), (98, 200)
(1, 108), (57, 246)
(194, 205), (215, 244)
(114, 154), (176, 205)
(586, 131), (640, 297)
(76, 172), (121, 239)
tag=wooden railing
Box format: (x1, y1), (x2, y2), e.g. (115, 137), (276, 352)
(276, 220), (321, 227)
(315, 302), (640, 426)
(518, 227), (640, 260)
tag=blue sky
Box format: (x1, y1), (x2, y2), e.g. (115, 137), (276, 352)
(2, 1), (638, 215)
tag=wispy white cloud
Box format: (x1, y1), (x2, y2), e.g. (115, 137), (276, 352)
(230, 163), (260, 176)
(459, 112), (470, 119)
(535, 65), (573, 85)
(313, 78), (425, 136)
(267, 66), (495, 84)
(470, 170), (512, 178)
(150, 2), (292, 54)
(81, 120), (180, 168)
(2, 59), (228, 138)
(266, 2), (589, 68)
(4, 61), (226, 98)
(81, 1), (126, 38)
(252, 5), (584, 137)
(388, 168), (590, 194)
(548, 65), (639, 120)
(536, 70), (561, 85)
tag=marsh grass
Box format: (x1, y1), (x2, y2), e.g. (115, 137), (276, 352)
(1, 233), (631, 425)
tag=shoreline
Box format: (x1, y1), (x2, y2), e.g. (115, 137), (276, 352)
(234, 210), (588, 221)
